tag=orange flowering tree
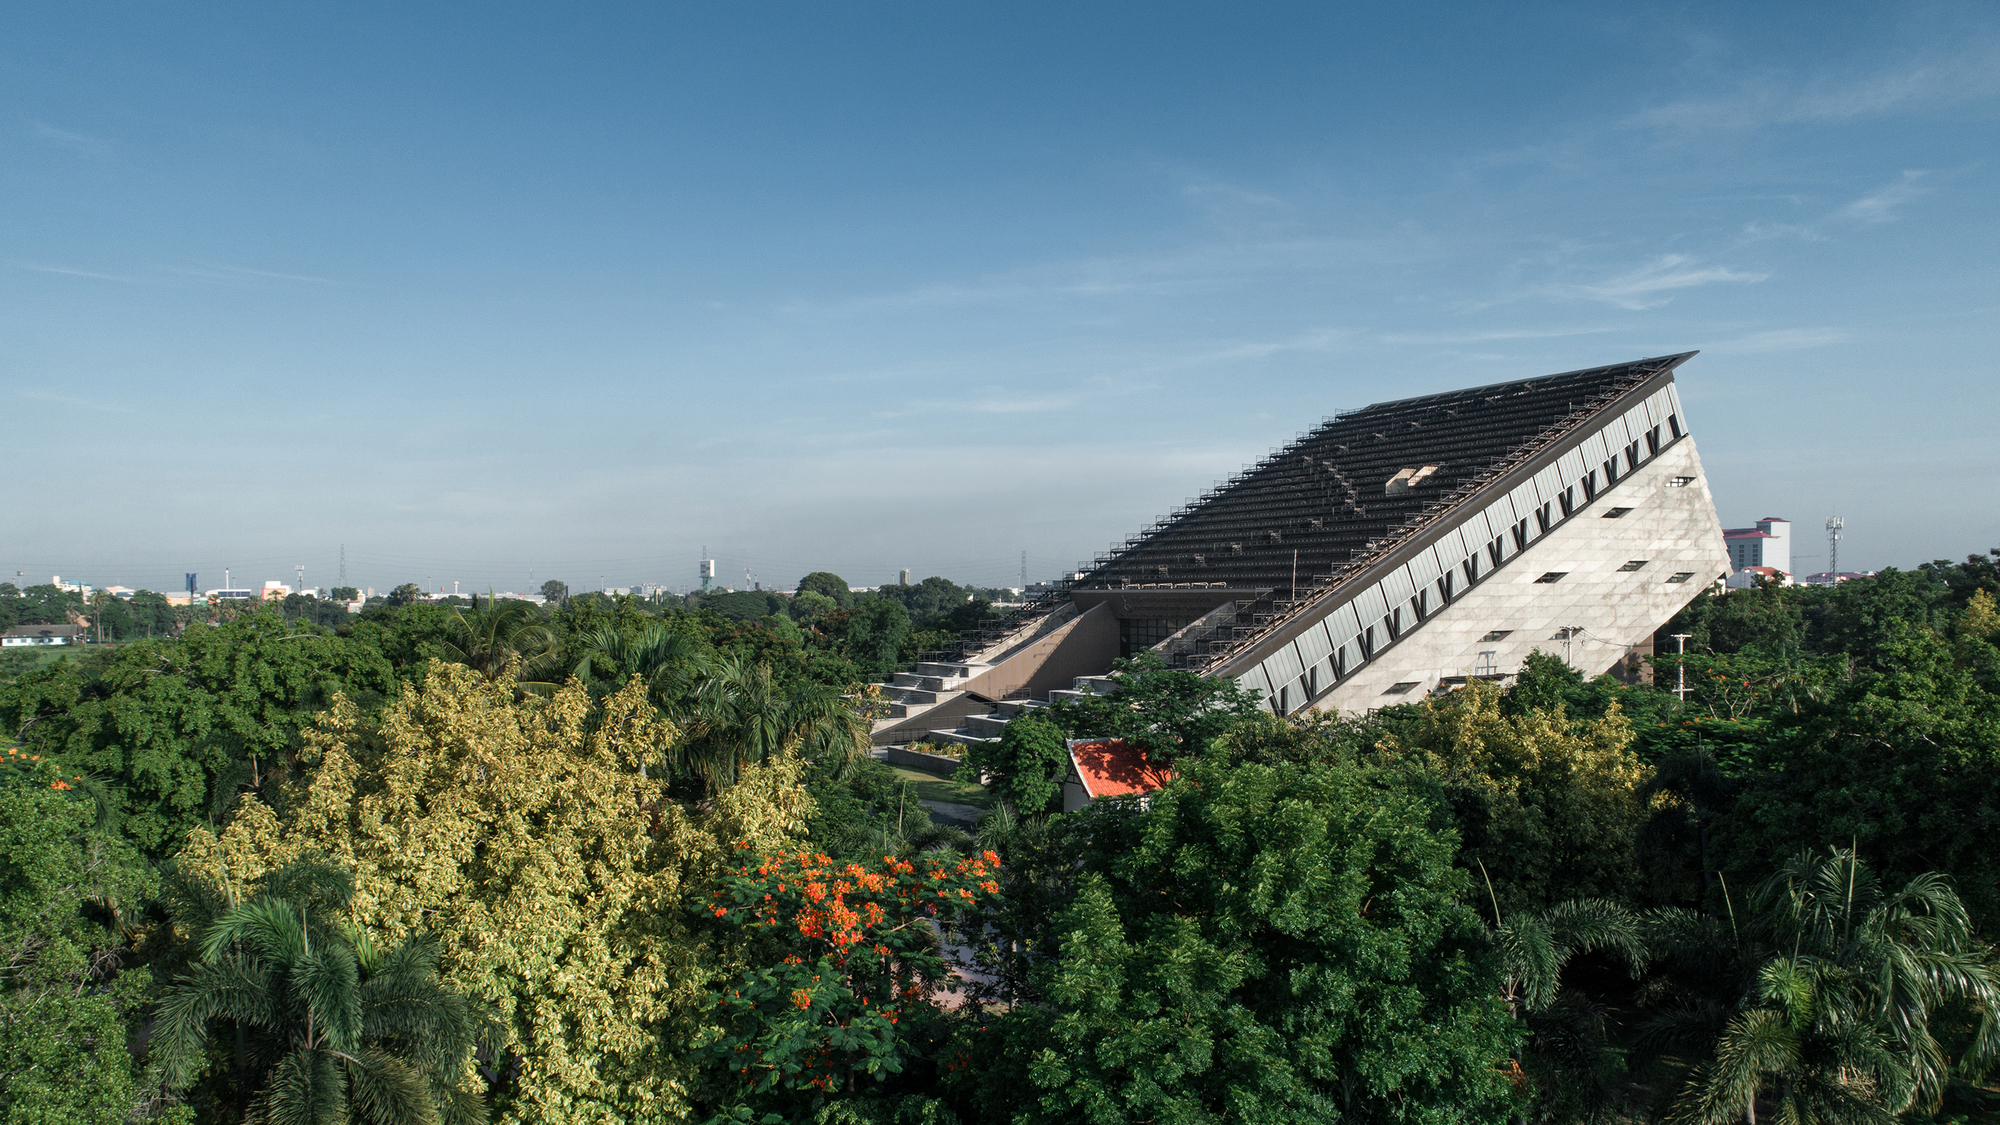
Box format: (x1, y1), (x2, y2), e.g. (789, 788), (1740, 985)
(696, 846), (1001, 1122)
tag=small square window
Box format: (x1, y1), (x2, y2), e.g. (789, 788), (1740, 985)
(1478, 629), (1513, 642)
(1666, 572), (1696, 584)
(1602, 507), (1633, 518)
(1618, 560), (1648, 572)
(1667, 476), (1697, 488)
(1383, 681), (1420, 695)
(1534, 572), (1568, 583)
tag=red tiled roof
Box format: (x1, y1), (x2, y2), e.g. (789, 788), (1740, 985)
(1068, 739), (1173, 800)
(1723, 529), (1772, 539)
(1758, 517), (1789, 523)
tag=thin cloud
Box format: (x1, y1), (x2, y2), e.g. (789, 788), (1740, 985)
(16, 388), (135, 413)
(19, 263), (145, 284)
(1549, 255), (1766, 311)
(1635, 40), (2000, 132)
(1378, 325), (1621, 346)
(29, 120), (112, 157)
(1706, 328), (1850, 355)
(1835, 171), (1930, 224)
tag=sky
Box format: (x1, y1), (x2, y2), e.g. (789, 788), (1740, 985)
(4, 2), (1996, 596)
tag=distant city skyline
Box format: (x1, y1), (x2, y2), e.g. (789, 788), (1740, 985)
(6, 3), (1997, 589)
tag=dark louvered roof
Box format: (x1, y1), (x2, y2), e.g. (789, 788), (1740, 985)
(1076, 354), (1693, 592)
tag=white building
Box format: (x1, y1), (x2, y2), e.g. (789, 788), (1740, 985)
(1724, 517), (1791, 577)
(3, 624), (84, 647)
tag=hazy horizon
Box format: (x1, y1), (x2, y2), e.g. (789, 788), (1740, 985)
(7, 3), (1997, 596)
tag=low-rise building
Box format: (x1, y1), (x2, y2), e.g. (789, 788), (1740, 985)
(2, 624), (85, 647)
(1061, 738), (1173, 813)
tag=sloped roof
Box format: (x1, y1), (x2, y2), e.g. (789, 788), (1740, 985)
(1067, 739), (1173, 800)
(1723, 529), (1773, 539)
(1075, 354), (1692, 592)
(3, 624), (83, 638)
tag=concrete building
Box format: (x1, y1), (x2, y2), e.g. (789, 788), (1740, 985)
(3, 624), (84, 647)
(1724, 517), (1791, 577)
(870, 353), (1730, 747)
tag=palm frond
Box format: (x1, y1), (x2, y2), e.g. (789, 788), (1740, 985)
(151, 955), (278, 1088)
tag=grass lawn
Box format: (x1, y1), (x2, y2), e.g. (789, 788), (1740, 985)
(881, 763), (993, 810)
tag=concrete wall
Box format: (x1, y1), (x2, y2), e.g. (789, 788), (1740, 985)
(958, 602), (1120, 703)
(1312, 436), (1728, 712)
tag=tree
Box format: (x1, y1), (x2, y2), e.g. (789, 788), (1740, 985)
(678, 656), (868, 792)
(0, 774), (153, 1125)
(385, 584), (425, 608)
(964, 713), (1068, 817)
(1376, 677), (1649, 914)
(962, 753), (1523, 1124)
(152, 863), (487, 1125)
(174, 665), (813, 1124)
(330, 587), (360, 602)
(440, 597), (557, 683)
(703, 591), (786, 623)
(538, 580), (567, 604)
(567, 621), (710, 705)
(795, 572), (852, 609)
(0, 610), (396, 860)
(1042, 651), (1267, 765)
(1721, 619), (2000, 930)
(1651, 848), (2000, 1124)
(695, 848), (1002, 1121)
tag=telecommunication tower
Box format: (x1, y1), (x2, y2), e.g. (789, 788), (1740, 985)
(339, 544), (346, 585)
(1826, 517), (1843, 582)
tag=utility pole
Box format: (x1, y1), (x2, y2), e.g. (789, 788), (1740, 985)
(339, 544), (346, 586)
(1671, 633), (1692, 701)
(1020, 550), (1027, 590)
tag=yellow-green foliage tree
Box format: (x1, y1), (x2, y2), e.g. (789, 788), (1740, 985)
(1378, 677), (1649, 914)
(175, 663), (811, 1125)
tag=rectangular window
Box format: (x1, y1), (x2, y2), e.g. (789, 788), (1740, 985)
(1618, 560), (1648, 571)
(1668, 414), (1683, 439)
(1667, 572), (1695, 584)
(1383, 681), (1420, 695)
(1646, 427), (1661, 455)
(1602, 507), (1633, 518)
(1668, 475), (1696, 488)
(1479, 629), (1512, 642)
(1535, 572), (1568, 583)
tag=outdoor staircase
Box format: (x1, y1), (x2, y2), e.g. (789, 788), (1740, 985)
(920, 674), (1119, 749)
(870, 661), (988, 734)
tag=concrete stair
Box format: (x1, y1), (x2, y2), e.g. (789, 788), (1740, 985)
(870, 661), (988, 729)
(917, 677), (1098, 747)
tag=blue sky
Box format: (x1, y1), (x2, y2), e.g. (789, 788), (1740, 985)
(5, 2), (1996, 595)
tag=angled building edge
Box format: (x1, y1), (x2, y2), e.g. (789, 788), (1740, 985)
(873, 354), (1729, 746)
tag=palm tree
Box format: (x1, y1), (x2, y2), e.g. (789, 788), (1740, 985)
(1480, 885), (1646, 1124)
(1652, 847), (2000, 1125)
(152, 872), (487, 1125)
(675, 656), (867, 791)
(566, 622), (707, 703)
(439, 594), (557, 685)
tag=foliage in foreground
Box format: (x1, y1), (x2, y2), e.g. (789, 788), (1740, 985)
(960, 751), (1524, 1124)
(153, 864), (486, 1124)
(174, 664), (812, 1125)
